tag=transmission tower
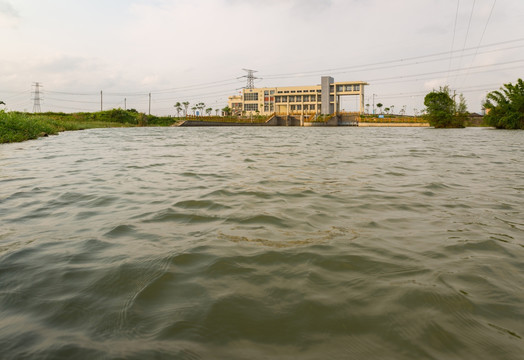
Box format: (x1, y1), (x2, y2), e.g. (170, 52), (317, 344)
(242, 69), (259, 89)
(32, 82), (43, 113)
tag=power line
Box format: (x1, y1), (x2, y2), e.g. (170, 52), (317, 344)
(263, 37), (524, 80)
(241, 69), (259, 89)
(453, 0), (477, 85)
(460, 0), (497, 86)
(32, 82), (42, 113)
(368, 58), (524, 84)
(447, 0), (461, 81)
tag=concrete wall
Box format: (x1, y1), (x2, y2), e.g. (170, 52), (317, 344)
(321, 76), (334, 115)
(177, 120), (268, 127)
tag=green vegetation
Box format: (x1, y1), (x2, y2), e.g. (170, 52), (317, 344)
(483, 78), (524, 130)
(423, 86), (467, 128)
(222, 106), (232, 116)
(0, 109), (179, 144)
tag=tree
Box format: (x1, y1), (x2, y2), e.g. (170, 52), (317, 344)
(0, 101), (5, 105)
(390, 105), (395, 115)
(222, 106), (231, 116)
(365, 103), (370, 114)
(174, 102), (182, 118)
(215, 109), (219, 116)
(191, 106), (197, 116)
(196, 102), (205, 116)
(206, 107), (212, 116)
(376, 103), (383, 114)
(182, 101), (190, 117)
(483, 78), (524, 129)
(423, 86), (466, 128)
(384, 107), (390, 114)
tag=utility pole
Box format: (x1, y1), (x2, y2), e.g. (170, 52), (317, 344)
(100, 91), (103, 111)
(32, 82), (42, 113)
(242, 69), (258, 89)
(148, 93), (151, 115)
(124, 98), (127, 110)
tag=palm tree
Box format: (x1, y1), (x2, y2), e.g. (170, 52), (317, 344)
(174, 102), (182, 118)
(484, 78), (524, 129)
(222, 106), (231, 116)
(376, 103), (383, 114)
(384, 107), (390, 114)
(0, 101), (5, 105)
(215, 109), (219, 116)
(365, 103), (370, 114)
(191, 106), (197, 116)
(206, 108), (213, 116)
(196, 102), (205, 116)
(390, 105), (395, 115)
(182, 101), (190, 117)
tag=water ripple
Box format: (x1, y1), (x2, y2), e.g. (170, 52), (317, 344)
(1, 127), (524, 359)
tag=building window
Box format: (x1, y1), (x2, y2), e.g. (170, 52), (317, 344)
(289, 96), (295, 102)
(264, 91), (269, 95)
(284, 91), (289, 93)
(296, 105), (302, 110)
(310, 104), (316, 110)
(264, 106), (269, 112)
(337, 85), (343, 92)
(244, 103), (258, 111)
(354, 85), (360, 91)
(297, 90), (302, 93)
(270, 90), (275, 95)
(282, 96), (288, 102)
(303, 95), (309, 102)
(291, 90), (296, 93)
(244, 93), (258, 101)
(291, 105), (296, 110)
(345, 85), (352, 91)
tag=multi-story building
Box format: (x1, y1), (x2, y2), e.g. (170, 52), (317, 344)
(228, 76), (368, 116)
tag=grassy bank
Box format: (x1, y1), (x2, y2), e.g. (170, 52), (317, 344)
(0, 109), (179, 144)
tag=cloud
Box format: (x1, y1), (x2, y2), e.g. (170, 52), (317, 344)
(424, 78), (448, 91)
(36, 55), (100, 73)
(0, 0), (20, 28)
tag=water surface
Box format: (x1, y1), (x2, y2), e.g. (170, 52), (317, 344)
(1, 127), (523, 359)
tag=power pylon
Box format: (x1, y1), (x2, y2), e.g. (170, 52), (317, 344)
(242, 69), (259, 89)
(32, 82), (43, 113)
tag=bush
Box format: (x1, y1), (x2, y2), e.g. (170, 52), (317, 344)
(423, 86), (466, 128)
(484, 79), (524, 129)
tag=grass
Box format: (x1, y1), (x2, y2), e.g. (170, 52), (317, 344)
(0, 109), (180, 144)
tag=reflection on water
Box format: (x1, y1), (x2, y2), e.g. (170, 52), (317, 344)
(0, 127), (523, 359)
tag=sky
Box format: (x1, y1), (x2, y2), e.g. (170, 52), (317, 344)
(1, 0), (523, 115)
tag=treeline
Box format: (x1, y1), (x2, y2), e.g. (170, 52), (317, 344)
(0, 109), (179, 144)
(423, 78), (523, 129)
(37, 109), (177, 127)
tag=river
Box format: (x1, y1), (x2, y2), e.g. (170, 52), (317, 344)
(1, 127), (523, 359)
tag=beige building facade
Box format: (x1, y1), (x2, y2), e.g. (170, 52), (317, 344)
(228, 76), (368, 116)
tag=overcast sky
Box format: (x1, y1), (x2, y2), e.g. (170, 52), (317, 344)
(1, 0), (523, 115)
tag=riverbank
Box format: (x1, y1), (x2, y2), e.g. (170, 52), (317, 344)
(358, 122), (430, 127)
(0, 110), (179, 144)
